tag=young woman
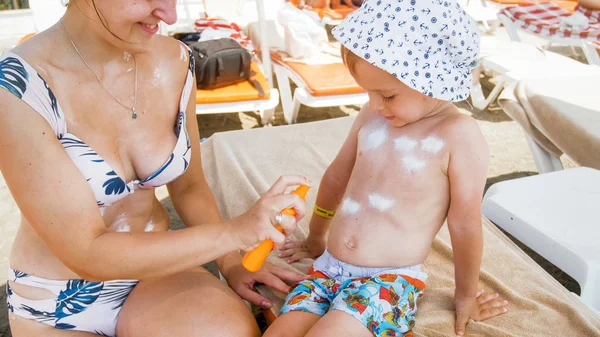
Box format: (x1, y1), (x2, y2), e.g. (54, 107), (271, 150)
(0, 1), (308, 336)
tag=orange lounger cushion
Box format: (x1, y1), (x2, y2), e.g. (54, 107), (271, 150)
(287, 0), (357, 20)
(554, 0), (578, 12)
(196, 62), (271, 104)
(271, 52), (364, 97)
(17, 33), (36, 45)
(314, 6), (357, 20)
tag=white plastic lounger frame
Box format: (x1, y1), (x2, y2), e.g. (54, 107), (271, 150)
(170, 0), (278, 124)
(522, 133), (564, 173)
(460, 0), (502, 33)
(273, 62), (368, 124)
(470, 39), (600, 111)
(483, 167), (600, 312)
(498, 13), (600, 66)
(195, 88), (280, 124)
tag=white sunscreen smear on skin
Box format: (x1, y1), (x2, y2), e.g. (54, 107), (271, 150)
(368, 193), (395, 212)
(362, 120), (389, 151)
(113, 214), (131, 232)
(341, 197), (361, 215)
(123, 52), (132, 62)
(421, 136), (445, 154)
(116, 224), (131, 233)
(394, 136), (418, 152)
(402, 155), (426, 173)
(144, 218), (155, 232)
(180, 44), (188, 61)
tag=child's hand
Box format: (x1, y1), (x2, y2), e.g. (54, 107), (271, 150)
(455, 289), (509, 336)
(277, 234), (326, 263)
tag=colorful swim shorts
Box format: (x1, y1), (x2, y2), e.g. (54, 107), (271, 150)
(281, 249), (428, 337)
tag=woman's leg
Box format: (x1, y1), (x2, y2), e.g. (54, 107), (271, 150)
(8, 313), (101, 337)
(116, 267), (260, 337)
(263, 311), (321, 337)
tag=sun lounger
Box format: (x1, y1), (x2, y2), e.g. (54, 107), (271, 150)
(483, 167), (600, 312)
(166, 1), (280, 124)
(246, 3), (367, 124)
(286, 0), (357, 25)
(458, 0), (503, 33)
(489, 0), (578, 12)
(195, 61), (279, 123)
(498, 3), (600, 66)
(199, 116), (600, 335)
(271, 51), (367, 123)
(470, 37), (600, 110)
(497, 74), (600, 172)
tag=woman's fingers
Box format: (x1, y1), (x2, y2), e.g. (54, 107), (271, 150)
(254, 270), (292, 294)
(269, 193), (307, 221)
(243, 175), (311, 248)
(265, 263), (308, 282)
(234, 283), (271, 309)
(268, 227), (286, 245)
(263, 175), (311, 198)
(275, 213), (298, 237)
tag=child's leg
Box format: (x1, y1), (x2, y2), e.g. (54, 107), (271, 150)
(305, 310), (372, 337)
(263, 311), (321, 337)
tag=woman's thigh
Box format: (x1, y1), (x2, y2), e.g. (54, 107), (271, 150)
(116, 267), (260, 337)
(263, 311), (321, 337)
(8, 313), (101, 337)
(305, 310), (372, 337)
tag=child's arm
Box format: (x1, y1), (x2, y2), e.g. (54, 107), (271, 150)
(446, 116), (506, 335)
(278, 105), (373, 263)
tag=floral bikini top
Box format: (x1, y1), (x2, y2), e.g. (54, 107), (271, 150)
(0, 49), (195, 208)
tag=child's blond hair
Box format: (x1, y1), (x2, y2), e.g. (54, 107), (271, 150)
(340, 45), (360, 75)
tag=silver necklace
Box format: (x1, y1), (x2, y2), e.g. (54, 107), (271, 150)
(59, 20), (139, 119)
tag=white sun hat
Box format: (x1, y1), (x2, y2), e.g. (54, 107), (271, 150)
(332, 0), (480, 102)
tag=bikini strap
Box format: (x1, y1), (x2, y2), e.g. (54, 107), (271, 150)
(0, 52), (67, 139)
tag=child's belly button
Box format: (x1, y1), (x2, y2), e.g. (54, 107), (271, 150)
(345, 236), (357, 249)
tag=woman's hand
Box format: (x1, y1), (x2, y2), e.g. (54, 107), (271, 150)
(277, 233), (327, 263)
(228, 175), (310, 252)
(222, 260), (307, 309)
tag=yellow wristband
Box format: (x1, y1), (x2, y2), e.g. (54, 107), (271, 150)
(313, 205), (336, 219)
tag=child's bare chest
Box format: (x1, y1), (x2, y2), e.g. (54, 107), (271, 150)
(355, 118), (449, 183)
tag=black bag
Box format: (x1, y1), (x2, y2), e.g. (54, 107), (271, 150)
(190, 38), (264, 95)
(172, 32), (202, 45)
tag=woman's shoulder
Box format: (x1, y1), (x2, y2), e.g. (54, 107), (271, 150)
(151, 35), (192, 72)
(147, 35), (193, 94)
(5, 29), (56, 65)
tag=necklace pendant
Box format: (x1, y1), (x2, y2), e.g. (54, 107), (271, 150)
(132, 108), (137, 119)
